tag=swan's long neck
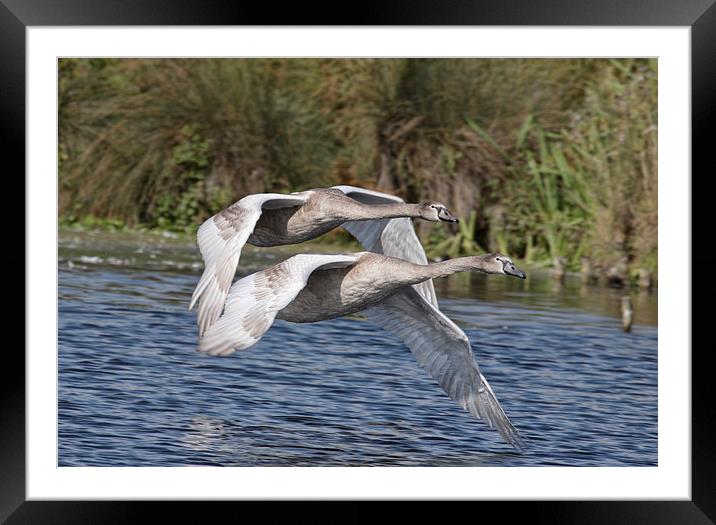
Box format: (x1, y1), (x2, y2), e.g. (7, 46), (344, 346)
(409, 255), (498, 283)
(344, 202), (421, 221)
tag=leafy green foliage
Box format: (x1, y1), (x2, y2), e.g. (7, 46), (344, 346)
(426, 211), (483, 260)
(59, 58), (657, 281)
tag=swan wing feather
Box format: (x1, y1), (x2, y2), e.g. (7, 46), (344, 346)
(190, 193), (308, 336)
(331, 185), (438, 309)
(198, 254), (358, 356)
(363, 287), (524, 449)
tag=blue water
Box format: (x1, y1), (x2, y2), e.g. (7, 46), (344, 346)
(58, 251), (657, 467)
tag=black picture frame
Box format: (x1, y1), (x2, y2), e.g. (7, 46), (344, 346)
(4, 1), (714, 522)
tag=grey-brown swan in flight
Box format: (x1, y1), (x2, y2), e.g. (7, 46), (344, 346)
(189, 185), (458, 336)
(197, 251), (527, 449)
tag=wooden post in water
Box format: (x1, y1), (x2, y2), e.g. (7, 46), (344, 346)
(621, 295), (633, 333)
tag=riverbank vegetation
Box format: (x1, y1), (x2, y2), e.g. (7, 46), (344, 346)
(59, 58), (657, 285)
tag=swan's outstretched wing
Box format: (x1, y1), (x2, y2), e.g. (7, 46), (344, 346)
(363, 287), (524, 449)
(190, 193), (308, 336)
(331, 185), (438, 308)
(198, 254), (359, 356)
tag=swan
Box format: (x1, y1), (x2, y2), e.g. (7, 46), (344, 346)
(189, 185), (458, 336)
(197, 251), (527, 449)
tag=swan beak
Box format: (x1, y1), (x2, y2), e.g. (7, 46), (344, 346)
(504, 264), (526, 279)
(439, 211), (459, 223)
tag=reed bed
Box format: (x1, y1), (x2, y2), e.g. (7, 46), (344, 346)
(59, 58), (657, 284)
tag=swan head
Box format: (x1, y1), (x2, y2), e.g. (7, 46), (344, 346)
(486, 253), (527, 279)
(419, 202), (459, 223)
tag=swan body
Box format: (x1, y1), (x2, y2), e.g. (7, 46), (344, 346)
(190, 186), (457, 335)
(197, 251), (527, 448)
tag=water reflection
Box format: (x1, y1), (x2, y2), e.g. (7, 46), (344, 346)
(180, 416), (227, 452)
(433, 270), (656, 327)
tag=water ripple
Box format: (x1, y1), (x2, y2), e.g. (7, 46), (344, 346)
(59, 264), (657, 467)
